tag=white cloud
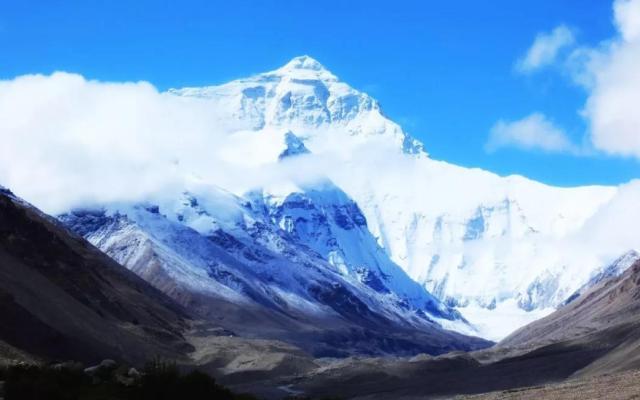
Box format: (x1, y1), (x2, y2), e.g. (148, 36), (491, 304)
(578, 179), (640, 252)
(614, 0), (640, 42)
(0, 72), (334, 213)
(576, 0), (640, 158)
(486, 113), (578, 153)
(0, 71), (413, 215)
(503, 0), (640, 160)
(516, 25), (576, 73)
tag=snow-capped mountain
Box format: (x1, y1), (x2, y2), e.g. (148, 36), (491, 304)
(169, 55), (425, 159)
(248, 135), (455, 322)
(60, 175), (490, 356)
(159, 56), (635, 340)
(37, 55), (637, 343)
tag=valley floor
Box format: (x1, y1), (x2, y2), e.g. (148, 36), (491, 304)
(455, 369), (640, 400)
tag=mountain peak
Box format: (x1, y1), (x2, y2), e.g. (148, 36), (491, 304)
(168, 56), (426, 156)
(272, 56), (338, 82)
(280, 55), (327, 72)
(279, 131), (310, 160)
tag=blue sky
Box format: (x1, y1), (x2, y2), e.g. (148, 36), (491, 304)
(2, 0), (638, 186)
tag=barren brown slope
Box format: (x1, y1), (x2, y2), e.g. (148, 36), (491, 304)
(281, 260), (640, 399)
(500, 258), (640, 376)
(0, 188), (193, 366)
(502, 259), (640, 348)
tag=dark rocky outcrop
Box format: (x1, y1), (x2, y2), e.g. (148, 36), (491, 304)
(0, 191), (192, 366)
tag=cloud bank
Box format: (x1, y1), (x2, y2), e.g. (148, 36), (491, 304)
(0, 73), (217, 213)
(0, 72), (333, 213)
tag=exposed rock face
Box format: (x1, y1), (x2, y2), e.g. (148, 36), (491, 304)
(0, 190), (192, 365)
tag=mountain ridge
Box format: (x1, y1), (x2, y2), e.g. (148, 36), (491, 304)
(0, 186), (193, 365)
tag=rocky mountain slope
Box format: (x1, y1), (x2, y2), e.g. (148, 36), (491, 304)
(4, 180), (637, 398)
(266, 259), (640, 399)
(502, 258), (640, 377)
(0, 187), (192, 365)
(59, 177), (490, 357)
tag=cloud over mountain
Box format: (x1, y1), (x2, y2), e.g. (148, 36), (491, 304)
(0, 71), (334, 213)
